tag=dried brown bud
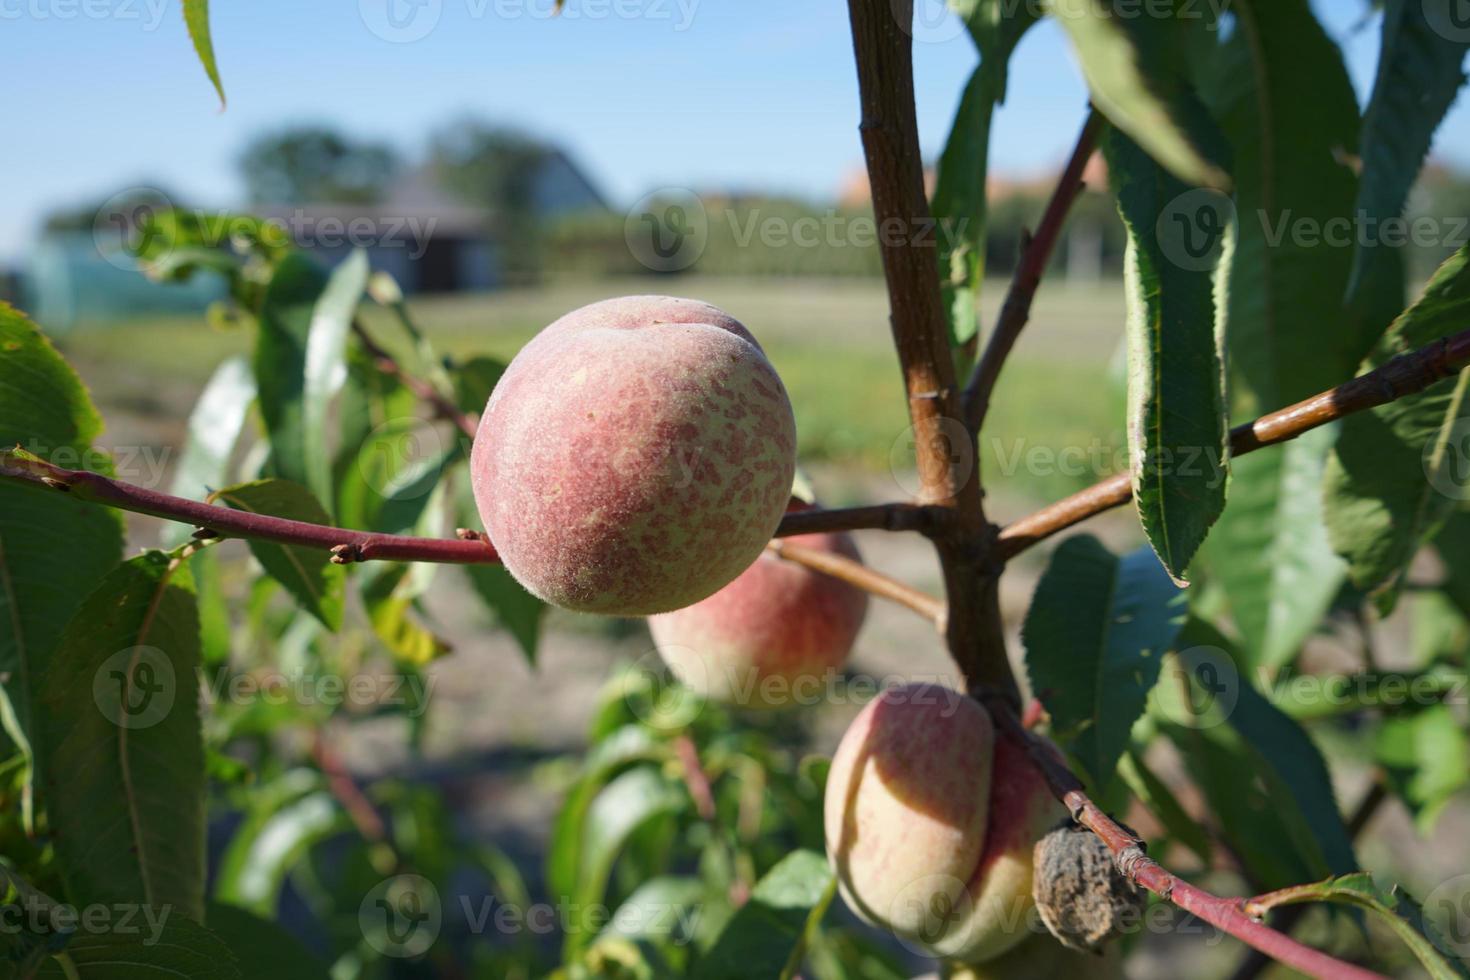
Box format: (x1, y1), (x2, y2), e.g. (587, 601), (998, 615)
(1032, 819), (1147, 954)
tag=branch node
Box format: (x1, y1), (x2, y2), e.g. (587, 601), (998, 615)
(330, 543), (364, 565)
(456, 528), (484, 541)
(1113, 843), (1150, 882)
(40, 477), (71, 492)
(191, 527), (220, 540)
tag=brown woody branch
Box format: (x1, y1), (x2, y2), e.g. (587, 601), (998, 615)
(980, 694), (1388, 980)
(767, 539), (944, 625)
(846, 0), (1013, 696)
(962, 107), (1105, 431)
(998, 328), (1470, 559)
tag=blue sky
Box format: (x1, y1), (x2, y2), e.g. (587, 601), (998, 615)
(1, 0), (1466, 261)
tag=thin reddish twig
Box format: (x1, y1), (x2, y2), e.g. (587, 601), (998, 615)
(672, 734), (717, 822)
(767, 539), (944, 625)
(352, 319), (480, 440)
(979, 695), (1387, 980)
(997, 328), (1470, 559)
(962, 108), (1104, 432)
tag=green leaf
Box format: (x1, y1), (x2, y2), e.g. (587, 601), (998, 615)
(1208, 427), (1346, 671)
(303, 250), (370, 510)
(165, 356), (256, 547)
(255, 253), (329, 494)
(1104, 128), (1229, 581)
(1247, 872), (1470, 980)
(1435, 510), (1470, 622)
(1156, 621), (1357, 887)
(452, 354), (508, 418)
(210, 479), (345, 630)
(1346, 0), (1470, 338)
(183, 0), (226, 107)
(563, 766), (686, 959)
(932, 0), (1041, 349)
(34, 913), (242, 979)
(1377, 705), (1470, 835)
(1048, 0), (1228, 189)
(203, 902), (331, 979)
(1022, 535), (1187, 786)
(37, 551), (206, 920)
(695, 850), (836, 980)
(455, 474), (543, 663)
(215, 788), (348, 916)
(0, 306), (125, 787)
(599, 876), (707, 945)
(1205, 0), (1363, 407)
(1117, 750), (1211, 864)
(1324, 245), (1470, 609)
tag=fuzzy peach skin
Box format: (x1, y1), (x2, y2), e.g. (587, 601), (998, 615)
(470, 296), (797, 615)
(647, 512), (869, 708)
(824, 684), (1063, 962)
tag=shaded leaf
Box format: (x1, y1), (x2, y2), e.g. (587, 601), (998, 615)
(303, 249), (370, 510)
(210, 479), (345, 629)
(203, 902), (331, 980)
(1022, 535), (1187, 785)
(215, 788), (347, 916)
(1104, 128), (1229, 581)
(0, 306), (125, 785)
(1208, 427), (1346, 671)
(255, 253), (329, 492)
(1050, 0), (1228, 189)
(1324, 245), (1470, 609)
(1377, 705), (1470, 835)
(695, 850), (836, 980)
(165, 356), (256, 547)
(1117, 750), (1211, 865)
(34, 912), (241, 979)
(456, 474), (543, 663)
(183, 0), (226, 107)
(38, 552), (206, 920)
(1204, 0), (1363, 407)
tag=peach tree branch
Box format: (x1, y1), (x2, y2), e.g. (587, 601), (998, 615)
(998, 327), (1470, 559)
(845, 0), (1013, 695)
(979, 694), (1388, 980)
(961, 107), (1105, 432)
(351, 318), (479, 441)
(767, 539), (944, 625)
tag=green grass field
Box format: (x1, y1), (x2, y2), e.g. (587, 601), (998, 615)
(59, 275), (1129, 506)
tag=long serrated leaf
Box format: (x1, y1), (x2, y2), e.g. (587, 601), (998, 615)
(303, 250), (369, 510)
(37, 551), (206, 920)
(1205, 0), (1362, 407)
(1105, 129), (1229, 581)
(0, 306), (125, 782)
(210, 479), (345, 629)
(1324, 245), (1470, 609)
(455, 474), (543, 663)
(1022, 535), (1187, 785)
(1346, 0), (1470, 338)
(1208, 427), (1346, 670)
(203, 903), (332, 980)
(182, 0), (226, 108)
(1249, 872), (1470, 980)
(255, 253), (329, 492)
(695, 850), (836, 980)
(1048, 0), (1229, 189)
(932, 0), (1040, 349)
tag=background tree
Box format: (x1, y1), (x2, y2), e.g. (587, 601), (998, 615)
(239, 125), (400, 205)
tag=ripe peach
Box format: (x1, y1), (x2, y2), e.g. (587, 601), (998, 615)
(470, 296), (797, 615)
(824, 683), (1063, 963)
(646, 505), (869, 707)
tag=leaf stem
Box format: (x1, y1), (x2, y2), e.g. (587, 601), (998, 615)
(767, 540), (944, 625)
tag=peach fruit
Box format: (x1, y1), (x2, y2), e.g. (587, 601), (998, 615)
(824, 683), (1063, 963)
(647, 504), (869, 707)
(469, 296), (797, 615)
